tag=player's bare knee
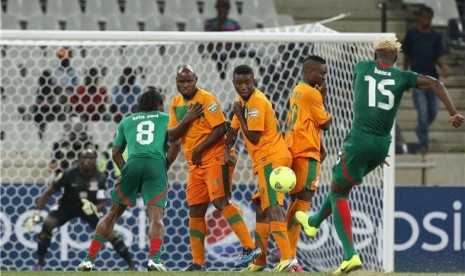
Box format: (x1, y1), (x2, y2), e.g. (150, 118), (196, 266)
(189, 202), (209, 218)
(267, 205), (286, 221)
(212, 196), (230, 211)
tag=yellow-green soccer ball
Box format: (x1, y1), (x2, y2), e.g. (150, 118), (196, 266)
(269, 166), (296, 193)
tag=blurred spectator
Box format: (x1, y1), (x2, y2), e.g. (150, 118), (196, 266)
(70, 67), (109, 121)
(48, 119), (94, 176)
(204, 0), (240, 32)
(109, 67), (141, 123)
(29, 69), (68, 140)
(402, 6), (448, 155)
(53, 48), (79, 95)
(204, 0), (242, 79)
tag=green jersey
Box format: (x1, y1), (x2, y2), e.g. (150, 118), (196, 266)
(113, 111), (169, 160)
(352, 60), (418, 136)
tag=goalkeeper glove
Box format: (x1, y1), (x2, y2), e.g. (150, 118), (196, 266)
(25, 210), (41, 230)
(81, 198), (98, 215)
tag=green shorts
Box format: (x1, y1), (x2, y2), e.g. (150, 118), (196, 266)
(111, 157), (168, 208)
(332, 128), (391, 187)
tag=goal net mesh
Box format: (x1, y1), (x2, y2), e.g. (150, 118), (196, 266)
(0, 26), (387, 272)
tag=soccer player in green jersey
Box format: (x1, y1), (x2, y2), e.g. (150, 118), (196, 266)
(295, 37), (464, 275)
(78, 86), (180, 272)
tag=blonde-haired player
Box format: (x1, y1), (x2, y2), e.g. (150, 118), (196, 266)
(296, 37), (464, 275)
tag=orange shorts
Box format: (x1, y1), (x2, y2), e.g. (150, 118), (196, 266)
(186, 164), (234, 206)
(290, 157), (320, 194)
(251, 158), (292, 211)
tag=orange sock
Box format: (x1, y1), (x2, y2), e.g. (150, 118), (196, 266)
(270, 221), (292, 260)
(221, 204), (255, 248)
(286, 199), (311, 256)
(189, 217), (206, 266)
(253, 222), (270, 266)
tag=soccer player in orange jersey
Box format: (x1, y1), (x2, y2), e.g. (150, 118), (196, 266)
(168, 65), (261, 271)
(225, 64), (298, 272)
(280, 55), (332, 271)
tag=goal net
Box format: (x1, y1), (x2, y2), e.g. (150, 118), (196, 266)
(0, 27), (395, 272)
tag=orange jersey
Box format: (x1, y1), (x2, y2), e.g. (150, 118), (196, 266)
(231, 89), (291, 172)
(168, 88), (226, 168)
(285, 81), (331, 161)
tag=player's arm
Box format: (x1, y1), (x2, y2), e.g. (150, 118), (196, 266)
(416, 75), (464, 127)
(225, 124), (239, 165)
(35, 184), (56, 210)
(166, 140), (181, 170)
(320, 139), (327, 163)
(192, 122), (227, 166)
(168, 102), (203, 142)
(112, 146), (126, 171)
(25, 179), (58, 229)
(320, 118), (331, 131)
(232, 101), (260, 144)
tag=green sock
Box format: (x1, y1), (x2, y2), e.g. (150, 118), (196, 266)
(330, 192), (356, 260)
(309, 193), (332, 227)
(152, 244), (164, 263)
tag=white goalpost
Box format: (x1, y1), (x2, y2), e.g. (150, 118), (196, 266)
(0, 29), (395, 272)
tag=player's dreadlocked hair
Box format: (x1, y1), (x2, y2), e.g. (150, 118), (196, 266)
(233, 64), (254, 77)
(138, 86), (163, 112)
(373, 37), (402, 52)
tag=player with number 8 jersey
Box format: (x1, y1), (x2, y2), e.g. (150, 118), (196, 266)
(78, 87), (180, 272)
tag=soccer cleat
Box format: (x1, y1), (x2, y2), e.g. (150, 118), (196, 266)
(295, 211), (318, 238)
(77, 260), (93, 271)
(241, 263), (266, 272)
(147, 260), (167, 272)
(273, 257), (298, 272)
(234, 246), (262, 267)
(183, 262), (206, 271)
(32, 263), (42, 271)
(270, 248), (281, 263)
(333, 255), (362, 275)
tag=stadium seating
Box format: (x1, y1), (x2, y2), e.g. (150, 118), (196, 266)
(46, 0), (82, 18)
(0, 0), (293, 31)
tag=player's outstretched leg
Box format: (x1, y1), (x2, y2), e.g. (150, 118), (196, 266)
(295, 211), (318, 237)
(334, 255), (362, 275)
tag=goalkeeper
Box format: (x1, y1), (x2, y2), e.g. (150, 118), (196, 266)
(25, 148), (137, 271)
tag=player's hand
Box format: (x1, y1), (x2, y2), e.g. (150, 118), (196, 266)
(224, 150), (237, 165)
(379, 155), (390, 168)
(191, 146), (204, 166)
(449, 113), (464, 128)
(316, 80), (327, 98)
(185, 102), (203, 123)
(24, 210), (41, 230)
(232, 101), (243, 117)
(81, 198), (98, 215)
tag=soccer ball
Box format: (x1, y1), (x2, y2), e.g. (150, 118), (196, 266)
(269, 166), (296, 193)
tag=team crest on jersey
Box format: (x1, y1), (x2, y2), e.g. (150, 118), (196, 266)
(248, 108), (259, 118)
(213, 178), (220, 186)
(207, 102), (219, 112)
(89, 179), (98, 191)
